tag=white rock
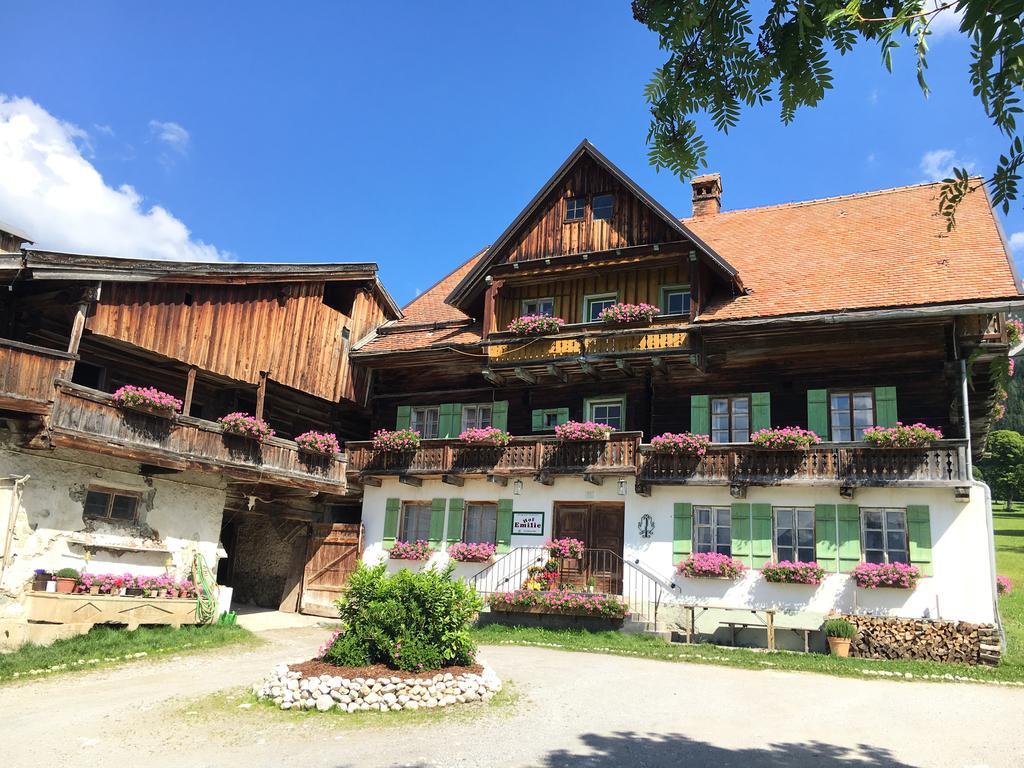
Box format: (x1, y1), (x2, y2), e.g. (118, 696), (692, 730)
(315, 696), (334, 712)
(406, 700), (419, 710)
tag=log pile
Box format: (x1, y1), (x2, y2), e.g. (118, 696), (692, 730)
(842, 615), (1002, 666)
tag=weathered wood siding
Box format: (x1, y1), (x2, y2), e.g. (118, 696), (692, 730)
(0, 338), (76, 412)
(502, 155), (677, 263)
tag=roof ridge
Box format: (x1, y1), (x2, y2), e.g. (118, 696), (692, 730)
(682, 176), (985, 220)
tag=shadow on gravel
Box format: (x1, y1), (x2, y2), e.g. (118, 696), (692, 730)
(536, 732), (916, 768)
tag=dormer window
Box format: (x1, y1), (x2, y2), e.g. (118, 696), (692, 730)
(565, 196), (585, 222)
(592, 193), (614, 221)
(661, 285), (692, 316)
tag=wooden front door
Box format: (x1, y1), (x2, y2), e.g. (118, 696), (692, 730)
(300, 523), (363, 617)
(553, 502), (624, 594)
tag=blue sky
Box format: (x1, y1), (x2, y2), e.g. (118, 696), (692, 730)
(1, 2), (1019, 306)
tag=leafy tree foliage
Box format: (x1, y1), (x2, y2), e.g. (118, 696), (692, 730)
(977, 429), (1024, 504)
(633, 0), (1024, 226)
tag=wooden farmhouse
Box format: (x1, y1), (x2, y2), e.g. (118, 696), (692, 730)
(0, 140), (1020, 656)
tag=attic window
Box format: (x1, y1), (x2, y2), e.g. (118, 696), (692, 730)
(565, 197), (585, 222)
(593, 194), (614, 221)
(322, 282), (358, 316)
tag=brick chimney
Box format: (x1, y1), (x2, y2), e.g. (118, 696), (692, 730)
(691, 173), (722, 217)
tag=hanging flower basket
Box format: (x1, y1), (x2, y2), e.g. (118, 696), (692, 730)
(388, 540), (435, 561)
(597, 302), (661, 324)
(760, 561), (826, 585)
(676, 552), (747, 580)
(447, 542), (496, 562)
(545, 538), (586, 559)
(458, 427), (511, 446)
(751, 427), (821, 450)
(554, 421), (613, 441)
(372, 428), (422, 452)
(1007, 318), (1023, 345)
(112, 385), (182, 417)
(861, 423), (942, 448)
(507, 315), (566, 335)
(851, 562), (921, 589)
(294, 430), (341, 457)
(218, 412), (274, 443)
(649, 432), (710, 457)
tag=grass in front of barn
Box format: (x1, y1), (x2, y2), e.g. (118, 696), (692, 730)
(472, 503), (1024, 686)
(0, 623), (258, 685)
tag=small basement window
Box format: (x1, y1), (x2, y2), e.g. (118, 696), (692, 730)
(592, 193), (614, 221)
(565, 196), (585, 222)
(84, 487), (141, 522)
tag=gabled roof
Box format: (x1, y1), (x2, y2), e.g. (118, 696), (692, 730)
(445, 139), (740, 311)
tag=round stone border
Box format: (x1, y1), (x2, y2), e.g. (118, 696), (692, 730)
(253, 662), (502, 713)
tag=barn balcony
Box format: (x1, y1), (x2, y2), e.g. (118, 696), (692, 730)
(45, 382), (347, 494)
(0, 338), (77, 414)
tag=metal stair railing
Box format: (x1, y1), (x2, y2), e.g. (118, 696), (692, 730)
(469, 546), (548, 595)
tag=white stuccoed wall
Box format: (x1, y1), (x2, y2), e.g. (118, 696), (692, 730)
(361, 477), (997, 624)
(0, 447), (226, 617)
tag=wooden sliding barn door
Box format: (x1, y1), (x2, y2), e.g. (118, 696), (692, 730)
(300, 523), (362, 617)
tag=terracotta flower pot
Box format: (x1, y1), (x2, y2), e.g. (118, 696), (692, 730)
(54, 577), (77, 594)
(827, 636), (852, 657)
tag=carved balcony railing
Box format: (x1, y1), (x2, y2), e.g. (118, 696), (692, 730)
(0, 338), (76, 414)
(46, 382), (347, 493)
(485, 323), (691, 365)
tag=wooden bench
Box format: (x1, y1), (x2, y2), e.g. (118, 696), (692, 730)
(679, 605), (822, 652)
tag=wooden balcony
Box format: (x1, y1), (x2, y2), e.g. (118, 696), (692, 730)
(485, 323), (691, 367)
(346, 432), (642, 484)
(46, 382), (347, 494)
(0, 338), (76, 414)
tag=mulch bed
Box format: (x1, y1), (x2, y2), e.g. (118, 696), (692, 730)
(290, 659), (484, 679)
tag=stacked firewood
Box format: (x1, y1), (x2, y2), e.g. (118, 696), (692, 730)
(841, 615), (1002, 666)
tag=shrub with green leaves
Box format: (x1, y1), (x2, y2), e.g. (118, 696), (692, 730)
(55, 568), (80, 580)
(324, 562), (481, 672)
(823, 618), (856, 639)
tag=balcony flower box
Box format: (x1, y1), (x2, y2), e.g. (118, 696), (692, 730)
(597, 302), (661, 325)
(487, 589), (628, 619)
(545, 537), (586, 559)
(507, 315), (566, 336)
(676, 552), (747, 580)
(218, 412), (274, 443)
(388, 540), (435, 561)
(851, 562), (921, 589)
(112, 385), (182, 417)
(649, 432), (710, 457)
(861, 423), (942, 449)
(554, 421), (613, 441)
(761, 561), (826, 585)
(372, 428), (421, 452)
(447, 541), (496, 562)
(294, 430), (341, 457)
(1008, 318), (1023, 345)
(751, 427), (821, 450)
(458, 427), (511, 446)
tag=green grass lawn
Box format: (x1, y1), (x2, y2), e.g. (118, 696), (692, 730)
(0, 623), (258, 685)
(472, 502), (1024, 685)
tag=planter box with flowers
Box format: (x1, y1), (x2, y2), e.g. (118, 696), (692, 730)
(372, 428), (422, 452)
(388, 540), (435, 561)
(676, 552), (747, 580)
(218, 412), (274, 443)
(112, 385), (183, 418)
(851, 561), (922, 589)
(546, 537), (586, 559)
(459, 426), (511, 446)
(487, 590), (628, 618)
(294, 430), (341, 458)
(507, 314), (566, 336)
(447, 542), (496, 562)
(649, 431), (710, 458)
(861, 423), (942, 448)
(751, 427), (821, 450)
(761, 560), (826, 586)
(553, 421), (613, 442)
(597, 302), (661, 325)
(1008, 318), (1023, 346)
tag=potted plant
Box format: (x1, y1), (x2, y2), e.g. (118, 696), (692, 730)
(861, 423), (943, 448)
(507, 315), (566, 336)
(597, 302), (661, 325)
(294, 430), (341, 457)
(123, 574), (143, 597)
(676, 552), (747, 579)
(546, 537), (586, 559)
(53, 567), (79, 594)
(750, 427), (821, 450)
(850, 561), (922, 589)
(31, 568), (51, 591)
(78, 573), (101, 595)
(112, 384), (182, 417)
(447, 541), (496, 562)
(388, 540), (435, 561)
(218, 412), (274, 443)
(458, 426), (511, 446)
(585, 576), (597, 594)
(649, 432), (710, 457)
(553, 421), (614, 441)
(824, 617), (856, 657)
(1007, 318), (1023, 345)
(372, 428), (422, 452)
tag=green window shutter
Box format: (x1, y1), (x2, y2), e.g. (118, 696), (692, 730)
(690, 395), (710, 436)
(555, 407), (569, 425)
(395, 406), (411, 430)
(875, 387), (898, 428)
(906, 505), (933, 576)
(750, 503), (773, 568)
(751, 392), (772, 432)
(429, 497), (446, 548)
(815, 504), (838, 572)
(491, 401), (509, 431)
(672, 503), (692, 564)
(807, 389), (829, 440)
(837, 504), (862, 573)
(383, 498), (401, 548)
(730, 503), (752, 564)
(446, 498), (464, 546)
(438, 403), (461, 438)
(531, 409), (545, 431)
(496, 499), (513, 553)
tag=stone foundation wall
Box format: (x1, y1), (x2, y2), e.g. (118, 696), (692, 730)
(843, 614), (1002, 666)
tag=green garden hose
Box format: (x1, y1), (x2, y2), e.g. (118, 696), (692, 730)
(191, 551), (219, 625)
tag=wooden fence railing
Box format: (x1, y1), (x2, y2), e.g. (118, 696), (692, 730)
(0, 338), (76, 413)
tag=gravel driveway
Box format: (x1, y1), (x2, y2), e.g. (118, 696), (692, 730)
(2, 626), (1021, 768)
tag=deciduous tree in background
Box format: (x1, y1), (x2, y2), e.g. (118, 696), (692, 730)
(978, 429), (1024, 505)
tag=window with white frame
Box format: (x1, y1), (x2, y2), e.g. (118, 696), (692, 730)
(586, 397), (624, 431)
(774, 507), (815, 563)
(830, 390), (874, 441)
(711, 396), (750, 443)
(661, 286), (692, 316)
(463, 503), (497, 544)
(565, 196), (585, 222)
(400, 502), (433, 543)
(584, 293), (617, 322)
(83, 487), (141, 522)
(521, 297), (555, 317)
(461, 404), (493, 431)
(410, 407), (439, 439)
(592, 193), (614, 221)
(861, 508), (909, 564)
(694, 506), (732, 555)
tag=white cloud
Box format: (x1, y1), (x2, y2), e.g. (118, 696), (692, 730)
(920, 148), (975, 182)
(148, 119), (189, 154)
(0, 96), (227, 261)
(919, 0), (963, 38)
(1010, 232), (1024, 252)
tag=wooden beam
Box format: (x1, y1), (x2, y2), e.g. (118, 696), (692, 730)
(486, 474), (508, 487)
(615, 359), (635, 377)
(840, 485), (855, 499)
(729, 482), (747, 499)
(578, 358), (600, 379)
(140, 464), (181, 476)
(546, 364), (567, 383)
(360, 475), (382, 487)
(182, 366), (197, 416)
(66, 284), (100, 356)
(482, 368), (504, 386)
(634, 481), (651, 497)
(583, 473), (603, 486)
(255, 371), (268, 420)
(651, 357), (668, 376)
(399, 475), (423, 487)
(534, 473), (554, 486)
(442, 474), (465, 487)
(514, 367), (537, 384)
